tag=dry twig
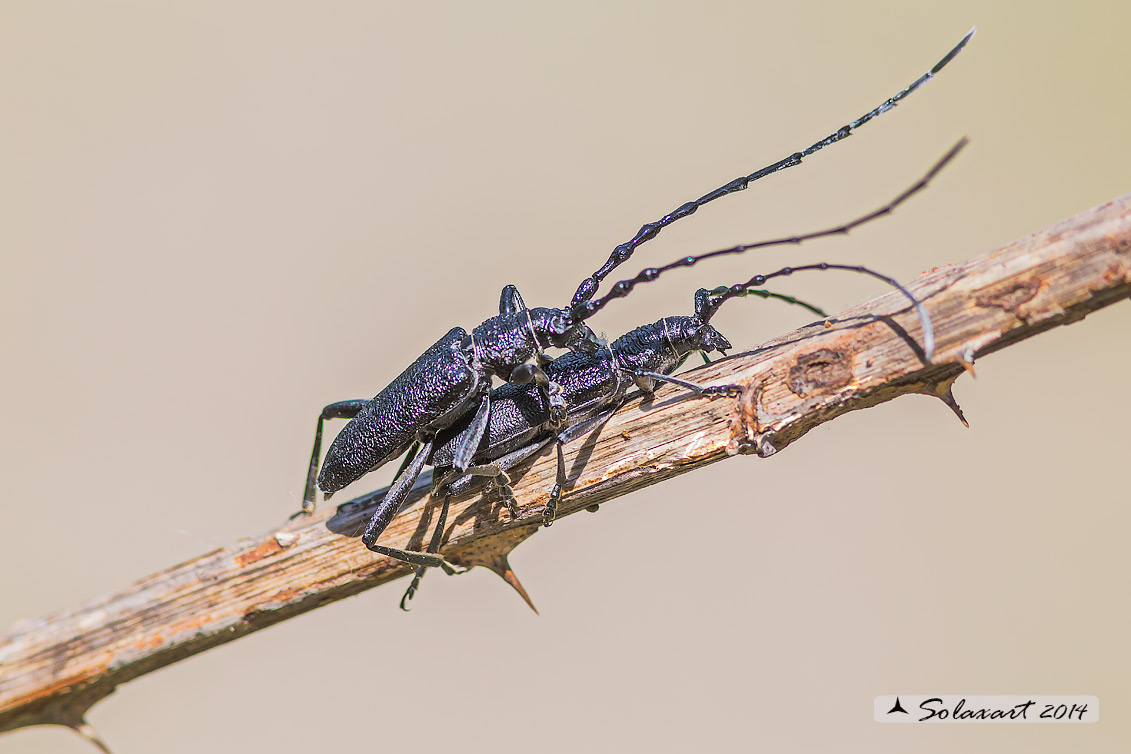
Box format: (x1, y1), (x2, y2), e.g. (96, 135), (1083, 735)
(2, 194), (1129, 741)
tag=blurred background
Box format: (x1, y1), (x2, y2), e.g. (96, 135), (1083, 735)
(1, 1), (1128, 752)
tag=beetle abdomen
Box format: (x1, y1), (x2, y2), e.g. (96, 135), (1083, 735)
(431, 348), (624, 469)
(318, 327), (478, 494)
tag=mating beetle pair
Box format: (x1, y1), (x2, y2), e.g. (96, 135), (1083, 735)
(395, 223), (963, 609)
(300, 30), (974, 598)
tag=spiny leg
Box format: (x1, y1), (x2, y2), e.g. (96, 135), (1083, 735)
(569, 30), (974, 308)
(303, 399), (369, 514)
(399, 489), (454, 611)
(572, 138), (971, 360)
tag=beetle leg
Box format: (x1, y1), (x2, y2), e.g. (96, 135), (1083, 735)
(511, 363), (567, 427)
(460, 463), (521, 519)
(541, 402), (624, 525)
(542, 439), (568, 527)
(389, 441), (421, 488)
(399, 489), (453, 611)
(632, 370), (742, 398)
(522, 368), (567, 427)
(453, 392), (492, 472)
(363, 439), (468, 575)
(445, 433), (557, 513)
(529, 369), (568, 427)
(362, 437), (434, 549)
(303, 399), (369, 514)
(546, 379), (567, 427)
(369, 544), (463, 574)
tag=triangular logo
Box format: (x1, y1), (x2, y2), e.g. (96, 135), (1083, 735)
(887, 697), (909, 714)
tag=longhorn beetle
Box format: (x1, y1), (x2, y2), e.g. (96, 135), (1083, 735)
(395, 140), (966, 609)
(302, 31), (974, 569)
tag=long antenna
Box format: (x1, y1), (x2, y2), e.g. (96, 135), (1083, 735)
(703, 262), (935, 361)
(571, 137), (968, 361)
(569, 28), (975, 311)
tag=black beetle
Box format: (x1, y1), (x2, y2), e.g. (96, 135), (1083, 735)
(301, 31), (973, 569)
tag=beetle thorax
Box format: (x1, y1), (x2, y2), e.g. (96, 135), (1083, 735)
(611, 316), (731, 375)
(471, 311), (543, 379)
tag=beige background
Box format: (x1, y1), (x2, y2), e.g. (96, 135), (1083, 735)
(2, 2), (1128, 752)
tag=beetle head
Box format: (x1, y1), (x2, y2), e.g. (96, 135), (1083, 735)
(543, 308), (601, 354)
(669, 316), (731, 357)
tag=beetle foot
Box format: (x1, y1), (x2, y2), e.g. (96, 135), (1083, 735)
(699, 383), (743, 398)
(543, 485), (562, 527)
(400, 567), (427, 611)
(500, 490), (521, 519)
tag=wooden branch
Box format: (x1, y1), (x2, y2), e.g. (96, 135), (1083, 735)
(3, 194), (1130, 739)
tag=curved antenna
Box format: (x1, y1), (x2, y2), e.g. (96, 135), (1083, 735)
(691, 287), (830, 366)
(569, 28), (975, 309)
(705, 262), (935, 361)
(694, 283), (829, 322)
(718, 288), (830, 319)
(571, 137), (966, 331)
